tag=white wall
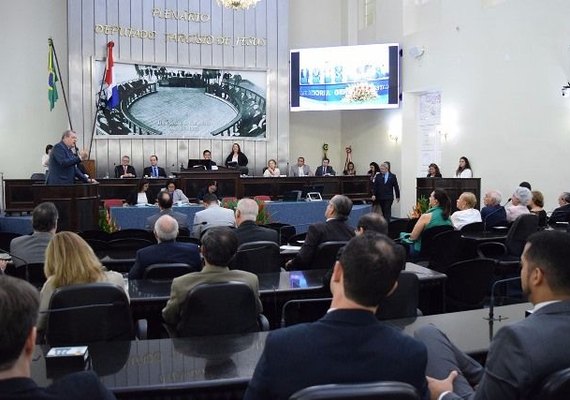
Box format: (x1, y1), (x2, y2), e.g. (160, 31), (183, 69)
(0, 0), (68, 181)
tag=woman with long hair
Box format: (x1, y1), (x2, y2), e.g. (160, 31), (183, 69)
(125, 178), (154, 206)
(225, 142), (249, 175)
(263, 159), (281, 177)
(38, 231), (128, 331)
(343, 161), (356, 176)
(455, 156), (473, 178)
(427, 163), (442, 178)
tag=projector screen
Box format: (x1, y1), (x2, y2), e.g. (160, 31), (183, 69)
(290, 43), (400, 111)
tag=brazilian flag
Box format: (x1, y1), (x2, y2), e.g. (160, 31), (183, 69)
(48, 39), (58, 111)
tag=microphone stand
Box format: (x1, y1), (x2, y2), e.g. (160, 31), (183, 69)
(484, 276), (521, 322)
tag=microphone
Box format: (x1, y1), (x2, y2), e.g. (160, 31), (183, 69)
(484, 276), (522, 322)
(0, 248), (30, 279)
(191, 221), (208, 227)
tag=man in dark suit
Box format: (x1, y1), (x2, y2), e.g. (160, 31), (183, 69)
(245, 233), (429, 400)
(234, 198), (278, 246)
(0, 275), (116, 399)
(480, 190), (508, 229)
(46, 130), (92, 185)
(549, 192), (570, 223)
(162, 227), (262, 326)
(417, 230), (570, 400)
(285, 195), (355, 270)
(114, 155), (137, 178)
(128, 215), (201, 280)
(10, 202), (58, 268)
(145, 192), (189, 231)
(143, 154), (167, 178)
(314, 158), (336, 176)
(371, 162), (400, 221)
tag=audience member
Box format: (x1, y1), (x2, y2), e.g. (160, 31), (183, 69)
(191, 194), (235, 239)
(234, 198), (279, 246)
(529, 190), (547, 228)
(197, 181), (222, 202)
(371, 162), (400, 221)
(114, 155), (136, 178)
(314, 158), (336, 176)
(480, 190), (507, 229)
(10, 202), (58, 267)
(143, 155), (166, 178)
(129, 215), (201, 280)
(0, 275), (116, 399)
(38, 232), (127, 332)
(427, 163), (442, 178)
(519, 181), (532, 190)
(455, 156), (473, 178)
(162, 227), (262, 326)
(343, 161), (356, 176)
(402, 189), (452, 255)
(162, 179), (189, 204)
(285, 195), (354, 269)
(225, 143), (249, 175)
(416, 230), (570, 400)
(367, 162), (381, 182)
(125, 178), (154, 206)
(245, 233), (429, 400)
(46, 130), (90, 185)
(355, 213), (388, 235)
(549, 192), (570, 224)
(145, 191), (189, 231)
(505, 186), (531, 223)
(291, 156), (311, 176)
(450, 192), (482, 230)
(41, 144), (53, 171)
(263, 159), (280, 177)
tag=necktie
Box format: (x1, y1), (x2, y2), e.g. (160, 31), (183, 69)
(124, 166), (127, 174)
(153, 167), (157, 177)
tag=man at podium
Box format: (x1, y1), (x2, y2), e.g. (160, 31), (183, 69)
(46, 130), (91, 185)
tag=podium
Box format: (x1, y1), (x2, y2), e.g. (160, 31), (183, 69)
(33, 183), (99, 231)
(416, 178), (481, 212)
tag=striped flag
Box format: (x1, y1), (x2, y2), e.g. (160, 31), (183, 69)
(104, 41), (119, 108)
(48, 39), (59, 111)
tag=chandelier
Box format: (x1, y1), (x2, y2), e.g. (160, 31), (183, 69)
(216, 0), (261, 10)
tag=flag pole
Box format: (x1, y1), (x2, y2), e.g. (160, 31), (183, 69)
(49, 38), (73, 131)
(88, 61), (108, 159)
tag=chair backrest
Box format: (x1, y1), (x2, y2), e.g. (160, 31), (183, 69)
(289, 381), (420, 400)
(175, 236), (201, 245)
(233, 241), (282, 274)
(177, 227), (191, 237)
(281, 298), (332, 328)
(263, 223), (296, 245)
(108, 238), (154, 251)
(254, 195), (272, 202)
(143, 263), (196, 280)
(388, 218), (411, 240)
(505, 214), (538, 257)
(0, 232), (22, 252)
(78, 230), (112, 242)
(418, 225), (455, 258)
(30, 173), (46, 181)
(311, 241), (348, 270)
(45, 283), (133, 346)
(103, 198), (124, 210)
(376, 271), (420, 320)
(177, 281), (260, 337)
(25, 263), (46, 288)
(460, 221), (484, 233)
(532, 367), (570, 400)
(110, 229), (155, 241)
(445, 258), (496, 312)
(427, 230), (463, 272)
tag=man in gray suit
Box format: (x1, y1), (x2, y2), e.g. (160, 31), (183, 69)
(10, 202), (58, 267)
(145, 191), (189, 232)
(162, 227), (262, 326)
(417, 230), (570, 400)
(290, 156), (312, 177)
(191, 194), (235, 239)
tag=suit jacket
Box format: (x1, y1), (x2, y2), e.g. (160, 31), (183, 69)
(314, 165), (336, 176)
(235, 220), (279, 246)
(288, 219), (354, 269)
(192, 205), (236, 238)
(291, 164), (312, 177)
(128, 241), (201, 280)
(145, 209), (189, 231)
(0, 372), (116, 400)
(143, 165), (167, 178)
(46, 141), (86, 185)
(162, 264), (262, 325)
(125, 190), (155, 206)
(549, 203), (570, 223)
(225, 152), (248, 167)
(244, 309), (429, 400)
(9, 231), (53, 267)
(443, 301), (570, 400)
(114, 164), (137, 178)
(373, 173), (400, 200)
(480, 205), (508, 228)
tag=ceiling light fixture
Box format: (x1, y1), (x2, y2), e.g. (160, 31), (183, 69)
(216, 0), (261, 10)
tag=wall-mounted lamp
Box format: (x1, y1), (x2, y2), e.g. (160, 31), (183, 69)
(562, 82), (570, 97)
(436, 125), (449, 142)
(388, 131), (401, 143)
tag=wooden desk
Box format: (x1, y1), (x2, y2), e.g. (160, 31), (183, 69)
(417, 178), (481, 212)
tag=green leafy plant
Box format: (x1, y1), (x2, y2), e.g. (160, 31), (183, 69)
(408, 195), (430, 219)
(98, 208), (119, 233)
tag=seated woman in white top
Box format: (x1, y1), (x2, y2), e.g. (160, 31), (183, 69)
(450, 192), (482, 229)
(505, 186), (532, 222)
(37, 231), (128, 332)
(263, 159), (281, 177)
(125, 178), (154, 206)
(163, 179), (189, 204)
(455, 156), (473, 178)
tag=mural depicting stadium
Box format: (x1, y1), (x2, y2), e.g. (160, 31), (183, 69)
(94, 62), (267, 139)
